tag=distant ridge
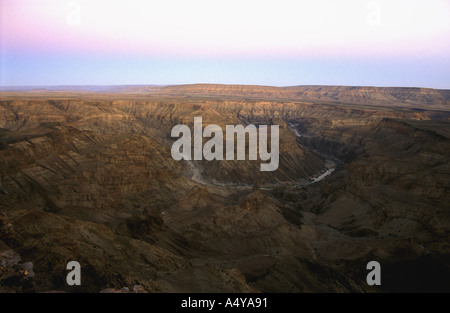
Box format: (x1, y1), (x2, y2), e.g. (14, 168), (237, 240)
(153, 84), (450, 103)
(1, 84), (449, 108)
(127, 84), (450, 107)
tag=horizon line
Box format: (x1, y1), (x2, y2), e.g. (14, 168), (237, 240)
(1, 83), (450, 92)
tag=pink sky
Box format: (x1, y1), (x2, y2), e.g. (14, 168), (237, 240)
(1, 1), (450, 87)
(3, 0), (450, 58)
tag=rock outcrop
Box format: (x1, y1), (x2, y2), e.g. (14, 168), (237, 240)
(0, 85), (449, 292)
(0, 212), (35, 292)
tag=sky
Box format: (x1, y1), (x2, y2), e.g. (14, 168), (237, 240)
(1, 0), (450, 88)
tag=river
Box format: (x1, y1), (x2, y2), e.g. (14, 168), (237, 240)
(183, 123), (336, 188)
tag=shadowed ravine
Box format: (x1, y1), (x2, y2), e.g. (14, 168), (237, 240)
(0, 84), (449, 293)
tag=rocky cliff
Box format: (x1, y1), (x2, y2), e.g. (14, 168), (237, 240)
(0, 85), (449, 292)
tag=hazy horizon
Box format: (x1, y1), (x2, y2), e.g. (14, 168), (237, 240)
(1, 83), (450, 91)
(1, 0), (450, 89)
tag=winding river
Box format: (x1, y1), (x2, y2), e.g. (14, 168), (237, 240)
(184, 123), (336, 188)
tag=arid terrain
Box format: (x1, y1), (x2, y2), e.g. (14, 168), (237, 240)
(0, 84), (449, 292)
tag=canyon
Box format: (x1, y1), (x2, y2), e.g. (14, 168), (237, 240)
(0, 84), (449, 292)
